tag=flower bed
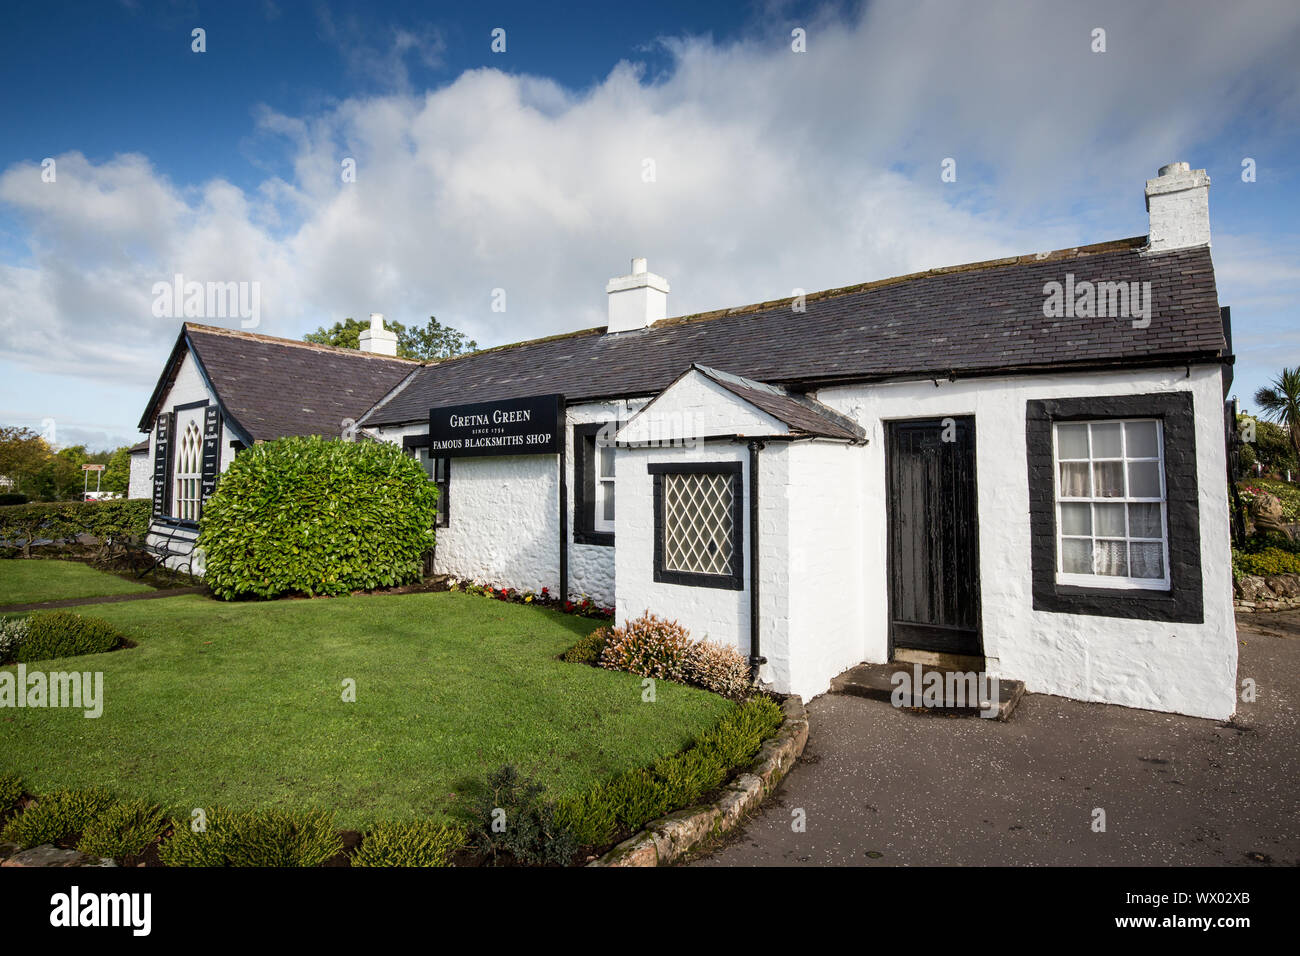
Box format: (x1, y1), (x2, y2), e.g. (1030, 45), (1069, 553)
(447, 578), (613, 620)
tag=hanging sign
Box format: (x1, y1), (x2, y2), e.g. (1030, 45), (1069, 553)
(429, 394), (564, 458)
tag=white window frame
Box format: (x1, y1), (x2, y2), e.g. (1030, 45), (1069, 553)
(1053, 418), (1170, 590)
(174, 414), (203, 522)
(593, 438), (615, 534)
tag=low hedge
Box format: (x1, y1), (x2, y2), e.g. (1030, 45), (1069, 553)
(0, 499), (149, 558)
(76, 799), (169, 862)
(158, 806), (342, 867)
(0, 773), (24, 818)
(559, 695), (784, 847)
(472, 695), (786, 861)
(198, 436), (439, 600)
(1, 787), (116, 849)
(352, 819), (462, 867)
(11, 611), (126, 663)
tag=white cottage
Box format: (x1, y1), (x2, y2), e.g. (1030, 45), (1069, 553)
(134, 163), (1238, 719)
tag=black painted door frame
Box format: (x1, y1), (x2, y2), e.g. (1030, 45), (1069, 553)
(885, 416), (982, 657)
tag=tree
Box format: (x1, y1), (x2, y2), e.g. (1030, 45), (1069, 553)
(404, 316), (478, 360)
(100, 447), (132, 495)
(1253, 367), (1300, 471)
(0, 426), (53, 497)
(304, 316), (477, 361)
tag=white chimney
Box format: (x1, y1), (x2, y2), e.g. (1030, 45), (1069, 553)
(1145, 162), (1211, 252)
(605, 257), (669, 334)
(359, 312), (398, 356)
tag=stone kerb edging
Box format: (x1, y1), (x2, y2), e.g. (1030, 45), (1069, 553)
(589, 695), (809, 867)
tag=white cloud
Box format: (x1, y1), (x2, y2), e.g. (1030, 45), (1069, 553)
(2, 0), (1299, 420)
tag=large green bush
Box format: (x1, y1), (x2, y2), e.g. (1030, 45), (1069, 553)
(13, 611), (125, 663)
(0, 499), (149, 558)
(198, 437), (439, 599)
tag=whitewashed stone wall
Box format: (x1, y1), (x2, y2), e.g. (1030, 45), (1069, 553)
(817, 364), (1237, 720)
(616, 441), (753, 651)
(371, 399), (648, 606)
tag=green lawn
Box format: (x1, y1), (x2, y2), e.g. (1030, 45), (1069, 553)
(0, 559), (155, 607)
(0, 590), (732, 829)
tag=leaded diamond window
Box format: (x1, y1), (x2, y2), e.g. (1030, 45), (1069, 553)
(651, 462), (744, 590)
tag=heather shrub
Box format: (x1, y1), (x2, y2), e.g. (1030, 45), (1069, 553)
(158, 806), (342, 867)
(470, 765), (577, 866)
(77, 799), (168, 862)
(14, 611), (124, 663)
(599, 612), (694, 682)
(0, 773), (24, 818)
(1, 787), (116, 849)
(353, 819), (462, 867)
(686, 639), (754, 700)
(561, 626), (609, 665)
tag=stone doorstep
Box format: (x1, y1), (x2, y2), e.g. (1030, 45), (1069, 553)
(829, 662), (1025, 721)
(590, 696), (809, 868)
(0, 844), (115, 867)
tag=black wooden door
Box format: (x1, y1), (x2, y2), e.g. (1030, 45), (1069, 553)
(886, 417), (981, 656)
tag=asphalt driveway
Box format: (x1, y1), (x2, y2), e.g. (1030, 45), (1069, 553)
(695, 612), (1299, 866)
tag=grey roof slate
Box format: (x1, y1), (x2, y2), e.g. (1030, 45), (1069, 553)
(361, 239), (1226, 426)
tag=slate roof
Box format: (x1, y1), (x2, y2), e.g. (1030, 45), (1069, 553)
(361, 238), (1227, 426)
(691, 365), (866, 440)
(137, 325), (418, 441)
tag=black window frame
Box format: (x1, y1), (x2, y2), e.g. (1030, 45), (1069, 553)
(403, 435), (450, 528)
(649, 461), (744, 591)
(573, 422), (615, 547)
(1026, 392), (1203, 623)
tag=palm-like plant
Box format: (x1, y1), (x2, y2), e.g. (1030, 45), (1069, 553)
(1254, 367), (1300, 469)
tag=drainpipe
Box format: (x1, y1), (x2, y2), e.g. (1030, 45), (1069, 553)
(748, 440), (767, 679)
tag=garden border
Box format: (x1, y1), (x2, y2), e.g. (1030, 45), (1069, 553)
(589, 695), (808, 867)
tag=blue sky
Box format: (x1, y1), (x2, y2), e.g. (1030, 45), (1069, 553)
(1, 0), (1298, 450)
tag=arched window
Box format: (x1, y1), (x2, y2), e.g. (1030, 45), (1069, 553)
(175, 418), (203, 521)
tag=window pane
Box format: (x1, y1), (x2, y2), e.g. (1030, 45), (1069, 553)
(1056, 423), (1089, 458)
(1127, 461), (1161, 498)
(1091, 422), (1123, 458)
(1059, 462), (1090, 497)
(601, 484), (615, 521)
(1125, 420), (1159, 458)
(1060, 502), (1091, 535)
(1095, 539), (1128, 576)
(1130, 542), (1164, 579)
(1094, 502), (1125, 536)
(599, 445), (614, 478)
(1061, 538), (1092, 573)
(1128, 503), (1162, 538)
(663, 472), (735, 575)
(1092, 461), (1124, 497)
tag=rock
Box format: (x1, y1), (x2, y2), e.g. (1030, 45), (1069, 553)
(1252, 493), (1288, 534)
(1, 845), (115, 868)
(1236, 575), (1274, 603)
(1264, 575), (1300, 599)
(0, 842), (19, 861)
(588, 832), (658, 868)
(717, 773), (764, 829)
(649, 806), (720, 864)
